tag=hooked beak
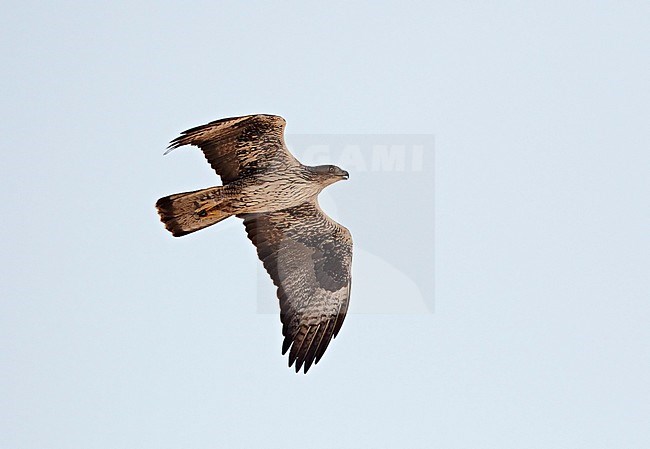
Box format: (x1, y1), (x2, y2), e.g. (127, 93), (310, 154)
(341, 170), (349, 180)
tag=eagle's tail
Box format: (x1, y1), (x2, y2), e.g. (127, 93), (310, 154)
(156, 187), (232, 237)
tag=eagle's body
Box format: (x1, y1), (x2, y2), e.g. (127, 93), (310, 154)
(214, 168), (327, 214)
(156, 114), (352, 373)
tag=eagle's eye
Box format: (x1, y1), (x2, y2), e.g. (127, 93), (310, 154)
(328, 166), (335, 173)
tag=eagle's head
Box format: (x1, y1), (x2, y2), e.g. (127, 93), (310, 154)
(310, 165), (350, 185)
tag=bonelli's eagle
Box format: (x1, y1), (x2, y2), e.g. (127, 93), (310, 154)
(156, 114), (352, 373)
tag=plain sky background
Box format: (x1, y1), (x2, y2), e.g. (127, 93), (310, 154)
(2, 1), (649, 448)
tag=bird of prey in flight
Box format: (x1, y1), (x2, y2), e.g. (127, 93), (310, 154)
(156, 114), (352, 373)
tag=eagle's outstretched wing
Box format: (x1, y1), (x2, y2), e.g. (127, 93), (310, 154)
(166, 114), (299, 183)
(240, 202), (353, 373)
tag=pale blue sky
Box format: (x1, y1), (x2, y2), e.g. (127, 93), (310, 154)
(2, 1), (649, 448)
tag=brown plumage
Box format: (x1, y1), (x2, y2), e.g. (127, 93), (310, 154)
(156, 114), (352, 373)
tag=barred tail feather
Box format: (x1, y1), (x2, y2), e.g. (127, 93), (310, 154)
(155, 187), (232, 237)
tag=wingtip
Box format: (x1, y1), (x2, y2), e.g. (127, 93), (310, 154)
(286, 355), (312, 374)
(282, 337), (292, 355)
(163, 140), (182, 155)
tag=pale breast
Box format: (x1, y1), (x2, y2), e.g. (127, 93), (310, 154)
(231, 170), (321, 213)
